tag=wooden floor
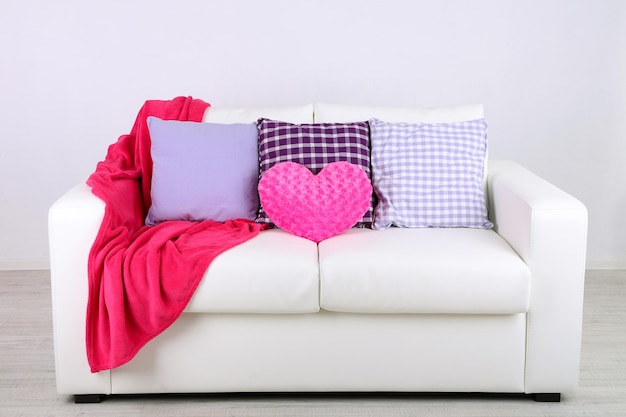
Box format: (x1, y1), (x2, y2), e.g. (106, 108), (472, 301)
(1, 269), (625, 416)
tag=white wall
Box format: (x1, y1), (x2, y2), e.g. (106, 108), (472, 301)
(1, 0), (625, 269)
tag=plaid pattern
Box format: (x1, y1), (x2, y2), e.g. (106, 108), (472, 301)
(369, 118), (493, 230)
(257, 119), (373, 226)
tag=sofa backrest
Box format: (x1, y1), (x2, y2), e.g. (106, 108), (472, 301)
(200, 102), (489, 208)
(202, 104), (314, 124)
(200, 102), (484, 125)
(312, 102), (484, 123)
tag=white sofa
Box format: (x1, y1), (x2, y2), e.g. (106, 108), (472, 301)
(48, 103), (588, 403)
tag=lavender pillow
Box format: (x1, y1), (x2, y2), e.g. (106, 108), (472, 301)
(369, 118), (493, 230)
(145, 117), (259, 225)
(256, 119), (373, 227)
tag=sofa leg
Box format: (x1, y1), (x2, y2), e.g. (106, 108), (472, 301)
(534, 393), (561, 402)
(74, 394), (106, 403)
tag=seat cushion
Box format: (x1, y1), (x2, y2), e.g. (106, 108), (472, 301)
(186, 229), (320, 313)
(319, 228), (530, 314)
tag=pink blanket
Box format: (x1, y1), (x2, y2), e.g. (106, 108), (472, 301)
(86, 97), (267, 372)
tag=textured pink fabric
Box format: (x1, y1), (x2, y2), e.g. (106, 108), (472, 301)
(258, 162), (372, 242)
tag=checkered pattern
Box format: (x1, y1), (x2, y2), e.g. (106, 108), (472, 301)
(369, 118), (493, 230)
(257, 119), (373, 226)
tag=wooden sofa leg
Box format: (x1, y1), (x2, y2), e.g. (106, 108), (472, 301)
(74, 394), (106, 403)
(534, 393), (561, 402)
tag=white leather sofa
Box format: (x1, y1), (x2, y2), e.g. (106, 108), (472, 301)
(48, 103), (588, 403)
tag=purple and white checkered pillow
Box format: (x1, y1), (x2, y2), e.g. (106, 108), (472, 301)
(257, 119), (373, 227)
(369, 118), (493, 230)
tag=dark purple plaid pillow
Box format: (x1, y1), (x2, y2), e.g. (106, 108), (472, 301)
(257, 119), (373, 227)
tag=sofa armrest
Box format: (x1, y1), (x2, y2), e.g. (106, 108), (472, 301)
(487, 160), (588, 395)
(48, 182), (111, 395)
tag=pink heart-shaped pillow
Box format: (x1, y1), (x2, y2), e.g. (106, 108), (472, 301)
(258, 162), (372, 242)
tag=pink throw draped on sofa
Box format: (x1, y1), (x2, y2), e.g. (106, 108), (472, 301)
(85, 97), (267, 372)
